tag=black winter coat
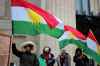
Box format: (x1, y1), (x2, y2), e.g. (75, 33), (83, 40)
(12, 44), (39, 66)
(73, 55), (89, 66)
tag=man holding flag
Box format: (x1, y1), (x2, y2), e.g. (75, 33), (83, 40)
(11, 37), (39, 66)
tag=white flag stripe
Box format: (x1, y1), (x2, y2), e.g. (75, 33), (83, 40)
(87, 38), (97, 52)
(58, 32), (69, 41)
(56, 23), (64, 30)
(54, 16), (64, 29)
(41, 17), (47, 24)
(12, 6), (32, 22)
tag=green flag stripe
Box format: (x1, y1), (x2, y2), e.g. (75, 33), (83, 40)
(59, 39), (87, 49)
(38, 23), (64, 38)
(12, 21), (39, 36)
(13, 21), (64, 38)
(84, 48), (100, 64)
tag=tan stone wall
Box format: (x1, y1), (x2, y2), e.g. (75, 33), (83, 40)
(0, 0), (11, 66)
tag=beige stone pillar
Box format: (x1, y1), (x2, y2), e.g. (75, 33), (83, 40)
(90, 0), (100, 15)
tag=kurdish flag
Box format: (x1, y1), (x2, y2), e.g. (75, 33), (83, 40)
(84, 31), (100, 63)
(58, 26), (87, 49)
(12, 6), (39, 36)
(58, 26), (100, 63)
(11, 0), (64, 38)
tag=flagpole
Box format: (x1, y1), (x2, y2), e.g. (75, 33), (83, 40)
(7, 21), (14, 66)
(7, 7), (14, 66)
(7, 35), (12, 66)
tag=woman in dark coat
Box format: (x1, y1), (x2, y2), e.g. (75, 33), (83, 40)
(40, 47), (55, 66)
(12, 41), (39, 66)
(57, 50), (71, 66)
(73, 48), (89, 66)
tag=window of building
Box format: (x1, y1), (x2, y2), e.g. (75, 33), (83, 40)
(75, 0), (90, 16)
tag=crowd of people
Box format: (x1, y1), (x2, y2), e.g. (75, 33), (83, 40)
(11, 38), (97, 66)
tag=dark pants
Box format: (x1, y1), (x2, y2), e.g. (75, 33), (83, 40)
(10, 63), (15, 66)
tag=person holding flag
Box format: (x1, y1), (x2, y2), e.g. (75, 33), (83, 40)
(11, 37), (39, 66)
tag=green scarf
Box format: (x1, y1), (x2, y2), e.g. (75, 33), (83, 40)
(39, 57), (46, 66)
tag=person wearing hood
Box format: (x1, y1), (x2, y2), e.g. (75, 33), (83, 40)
(56, 50), (71, 66)
(12, 38), (39, 66)
(73, 48), (89, 66)
(39, 47), (55, 66)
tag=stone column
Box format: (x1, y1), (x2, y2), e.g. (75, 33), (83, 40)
(90, 0), (100, 15)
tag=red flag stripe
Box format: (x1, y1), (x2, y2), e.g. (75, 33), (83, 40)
(88, 31), (97, 42)
(64, 25), (86, 40)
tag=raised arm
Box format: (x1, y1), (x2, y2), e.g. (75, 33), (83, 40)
(12, 43), (23, 57)
(12, 36), (23, 57)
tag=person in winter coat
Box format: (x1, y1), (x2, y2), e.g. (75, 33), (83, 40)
(12, 39), (39, 66)
(73, 48), (89, 66)
(57, 50), (71, 66)
(40, 47), (55, 66)
(88, 58), (95, 66)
